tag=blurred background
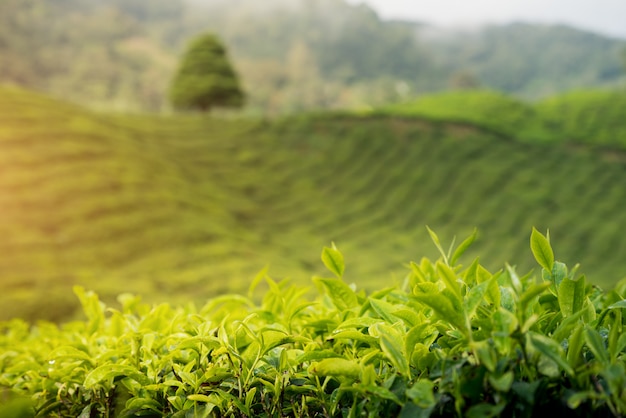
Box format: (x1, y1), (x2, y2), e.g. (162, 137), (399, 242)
(1, 0), (626, 321)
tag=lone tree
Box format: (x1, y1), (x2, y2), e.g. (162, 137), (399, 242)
(169, 33), (244, 112)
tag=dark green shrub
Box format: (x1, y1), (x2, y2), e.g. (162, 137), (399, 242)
(169, 33), (245, 112)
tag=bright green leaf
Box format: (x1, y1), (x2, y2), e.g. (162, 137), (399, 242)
(530, 228), (554, 272)
(584, 327), (609, 365)
(84, 364), (151, 388)
(368, 298), (399, 324)
(391, 309), (422, 327)
(566, 323), (585, 368)
(47, 346), (94, 365)
(558, 275), (586, 317)
(437, 261), (462, 302)
(313, 277), (357, 311)
(528, 333), (574, 376)
(374, 324), (411, 377)
(450, 228), (477, 266)
(465, 278), (493, 318)
(608, 299), (626, 310)
(329, 330), (378, 345)
(518, 282), (551, 312)
(426, 226), (447, 264)
(309, 358), (361, 378)
(412, 290), (466, 333)
(321, 244), (345, 278)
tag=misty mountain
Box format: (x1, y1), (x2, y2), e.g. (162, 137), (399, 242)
(0, 0), (624, 112)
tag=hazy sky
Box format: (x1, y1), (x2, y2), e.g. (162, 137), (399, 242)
(345, 0), (626, 39)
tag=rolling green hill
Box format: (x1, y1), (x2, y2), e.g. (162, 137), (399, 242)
(2, 86), (626, 321)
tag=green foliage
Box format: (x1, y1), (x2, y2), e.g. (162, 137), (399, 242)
(5, 87), (626, 322)
(1, 230), (626, 417)
(430, 23), (625, 98)
(1, 0), (624, 113)
(536, 90), (626, 147)
(382, 90), (554, 142)
(169, 33), (244, 112)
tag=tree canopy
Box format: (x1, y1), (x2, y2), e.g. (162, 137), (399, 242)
(168, 33), (244, 112)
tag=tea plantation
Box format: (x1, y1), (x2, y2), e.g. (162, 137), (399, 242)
(1, 230), (625, 416)
(2, 86), (626, 322)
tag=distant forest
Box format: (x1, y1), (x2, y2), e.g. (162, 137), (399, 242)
(1, 0), (625, 113)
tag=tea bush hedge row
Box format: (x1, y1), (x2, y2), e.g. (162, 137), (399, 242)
(1, 229), (625, 417)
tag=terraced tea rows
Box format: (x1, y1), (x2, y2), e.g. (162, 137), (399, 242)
(2, 86), (626, 321)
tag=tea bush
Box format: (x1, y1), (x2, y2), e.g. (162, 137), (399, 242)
(536, 90), (626, 148)
(381, 90), (554, 142)
(5, 87), (626, 323)
(1, 229), (626, 417)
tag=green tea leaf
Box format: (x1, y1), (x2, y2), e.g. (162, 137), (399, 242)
(584, 327), (609, 365)
(309, 358), (361, 378)
(374, 324), (411, 377)
(463, 257), (480, 286)
(472, 340), (497, 372)
(361, 385), (402, 405)
(465, 278), (493, 318)
(405, 324), (437, 358)
(530, 228), (554, 272)
(492, 308), (518, 355)
(528, 333), (574, 376)
(296, 350), (342, 364)
(558, 274), (586, 317)
(391, 309), (422, 327)
(426, 226), (449, 264)
(552, 310), (585, 343)
(405, 380), (435, 409)
(437, 261), (462, 302)
(488, 371), (514, 392)
(335, 317), (381, 330)
(368, 298), (399, 324)
(518, 282), (551, 312)
(551, 262), (568, 293)
(73, 286), (104, 334)
(313, 277), (357, 311)
(410, 261), (427, 284)
(466, 402), (506, 418)
(412, 288), (466, 332)
(321, 244), (344, 278)
(47, 346), (94, 365)
(566, 323), (585, 368)
(329, 330), (378, 345)
(608, 299), (626, 310)
(124, 398), (164, 413)
(608, 309), (622, 361)
(615, 333), (626, 357)
(567, 391), (600, 409)
(450, 228), (477, 266)
(84, 364), (150, 388)
(245, 387), (257, 410)
(476, 265), (500, 306)
(248, 265), (269, 299)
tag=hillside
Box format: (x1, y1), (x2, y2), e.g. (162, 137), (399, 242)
(419, 22), (626, 98)
(1, 0), (624, 113)
(2, 87), (626, 321)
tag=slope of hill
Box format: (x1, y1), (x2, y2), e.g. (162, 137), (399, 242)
(536, 89), (626, 147)
(381, 90), (554, 142)
(2, 86), (626, 321)
(420, 22), (626, 98)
